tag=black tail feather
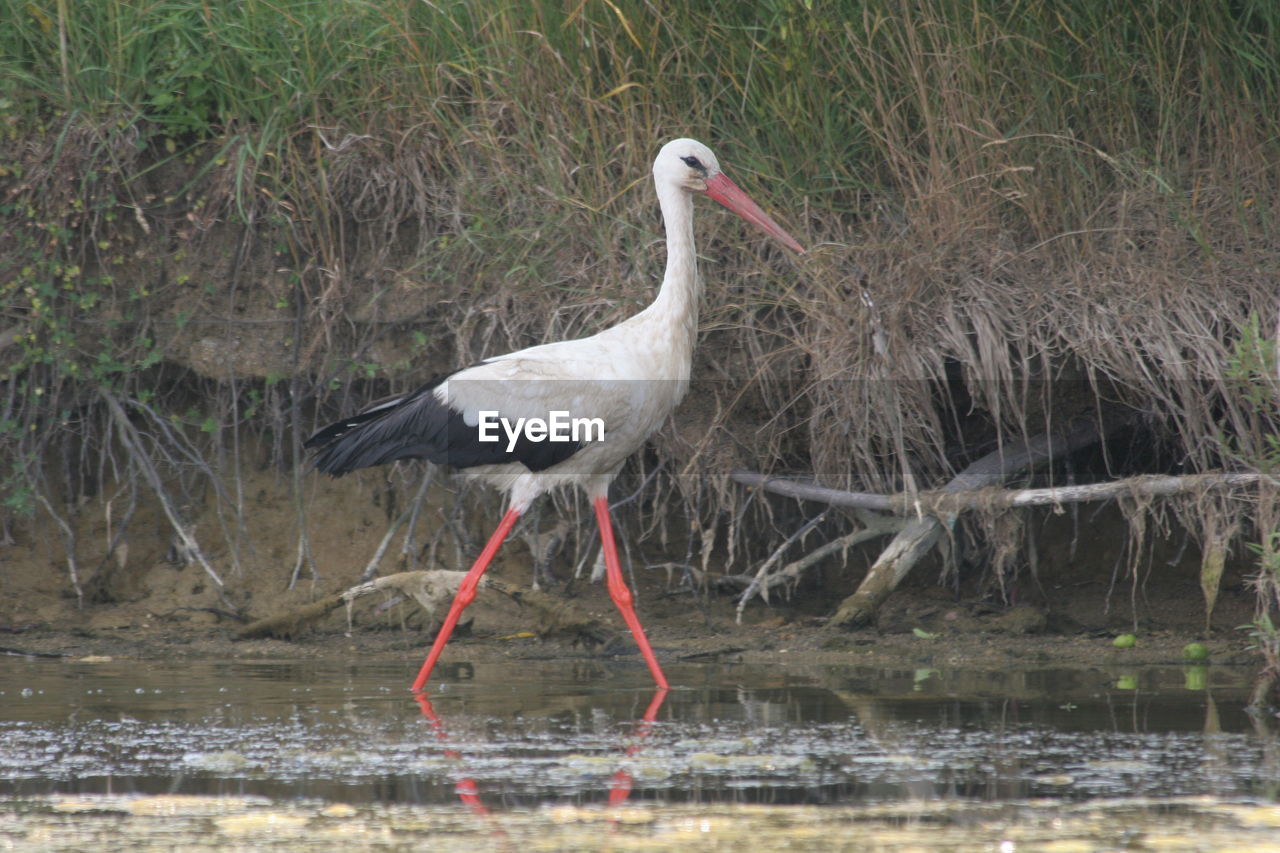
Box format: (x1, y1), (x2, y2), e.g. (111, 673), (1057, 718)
(305, 380), (581, 476)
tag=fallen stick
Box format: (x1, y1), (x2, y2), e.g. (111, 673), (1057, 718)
(730, 471), (893, 511)
(991, 471), (1265, 507)
(748, 464), (1267, 630)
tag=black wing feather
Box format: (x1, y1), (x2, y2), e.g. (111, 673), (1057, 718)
(305, 375), (582, 476)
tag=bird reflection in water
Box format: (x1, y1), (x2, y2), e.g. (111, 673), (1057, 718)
(414, 688), (669, 818)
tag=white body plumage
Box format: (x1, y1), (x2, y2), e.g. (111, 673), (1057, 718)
(308, 139), (801, 513)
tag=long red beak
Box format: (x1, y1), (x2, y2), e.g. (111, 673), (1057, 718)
(703, 172), (805, 254)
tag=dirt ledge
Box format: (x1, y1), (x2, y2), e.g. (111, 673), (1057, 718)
(1, 586), (1262, 674)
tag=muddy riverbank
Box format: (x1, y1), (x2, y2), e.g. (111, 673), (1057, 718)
(0, 586), (1262, 676)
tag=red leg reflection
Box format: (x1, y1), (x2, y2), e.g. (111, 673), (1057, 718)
(608, 688), (670, 807)
(414, 693), (490, 818)
(411, 508), (521, 692)
(593, 497), (669, 689)
(419, 687), (666, 821)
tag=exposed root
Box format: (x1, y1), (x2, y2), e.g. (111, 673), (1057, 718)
(735, 512), (905, 623)
(98, 390), (227, 597)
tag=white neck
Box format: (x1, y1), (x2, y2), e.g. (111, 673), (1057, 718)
(644, 180), (702, 342)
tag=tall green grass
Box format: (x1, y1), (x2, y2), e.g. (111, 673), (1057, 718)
(5, 1), (1276, 239)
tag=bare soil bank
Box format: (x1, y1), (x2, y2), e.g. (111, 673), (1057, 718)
(1, 472), (1261, 673)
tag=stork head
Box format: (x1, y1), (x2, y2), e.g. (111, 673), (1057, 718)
(654, 138), (723, 193)
(654, 138), (804, 254)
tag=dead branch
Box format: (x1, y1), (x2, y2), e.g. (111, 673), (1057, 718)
(996, 471), (1267, 507)
(730, 470), (893, 511)
(234, 570), (475, 639)
(734, 468), (1267, 513)
(33, 490), (82, 608)
(356, 481), (426, 585)
(398, 467), (437, 570)
(738, 508), (831, 606)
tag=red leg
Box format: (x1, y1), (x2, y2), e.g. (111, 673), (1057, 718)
(411, 507), (521, 691)
(593, 497), (669, 689)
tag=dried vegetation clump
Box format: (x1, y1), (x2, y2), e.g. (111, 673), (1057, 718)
(1, 1), (1278, 651)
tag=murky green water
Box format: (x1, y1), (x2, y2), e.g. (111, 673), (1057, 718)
(2, 656), (1278, 850)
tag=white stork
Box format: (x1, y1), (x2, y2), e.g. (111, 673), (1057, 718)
(306, 138), (804, 691)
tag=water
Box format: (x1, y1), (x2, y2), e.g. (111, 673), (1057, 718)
(0, 658), (1274, 804)
(1, 656), (1278, 850)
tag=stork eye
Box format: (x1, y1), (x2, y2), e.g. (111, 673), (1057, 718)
(680, 155), (705, 171)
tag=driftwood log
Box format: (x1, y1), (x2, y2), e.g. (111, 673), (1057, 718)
(234, 569), (610, 644)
